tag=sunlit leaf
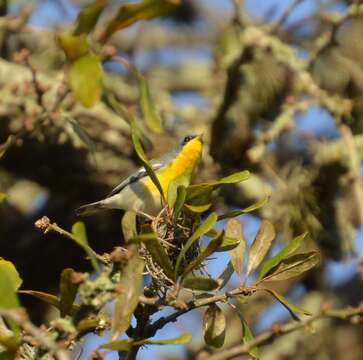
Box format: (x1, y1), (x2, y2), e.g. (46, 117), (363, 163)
(174, 185), (187, 218)
(203, 304), (226, 348)
(0, 260), (22, 309)
(217, 218), (242, 252)
(167, 171), (190, 209)
(100, 0), (179, 42)
(122, 211), (137, 242)
(135, 226), (174, 279)
(69, 54), (103, 107)
(111, 251), (144, 340)
(261, 288), (311, 321)
(74, 0), (108, 35)
(184, 203), (212, 213)
(182, 276), (219, 291)
(59, 268), (79, 317)
(182, 230), (224, 277)
(0, 193), (6, 202)
(0, 336), (20, 353)
(226, 219), (246, 277)
(57, 32), (89, 61)
(185, 171), (250, 207)
(131, 121), (164, 199)
(217, 261), (234, 290)
(140, 332), (192, 345)
(133, 69), (163, 134)
(100, 339), (134, 351)
(175, 212), (218, 275)
(261, 251), (320, 282)
(246, 220), (276, 278)
(72, 221), (100, 273)
(259, 233), (307, 280)
(218, 197), (269, 220)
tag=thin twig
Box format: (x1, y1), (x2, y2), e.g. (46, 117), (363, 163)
(271, 0), (305, 32)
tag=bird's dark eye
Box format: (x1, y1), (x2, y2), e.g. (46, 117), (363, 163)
(182, 135), (195, 145)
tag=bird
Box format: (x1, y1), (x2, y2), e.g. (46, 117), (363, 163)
(76, 134), (203, 217)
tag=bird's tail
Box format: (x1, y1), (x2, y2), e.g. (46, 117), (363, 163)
(76, 200), (105, 216)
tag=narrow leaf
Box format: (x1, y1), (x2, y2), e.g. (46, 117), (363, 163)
(57, 32), (89, 61)
(59, 268), (79, 317)
(72, 222), (100, 273)
(217, 261), (234, 290)
(218, 218), (242, 253)
(100, 339), (134, 351)
(259, 233), (307, 280)
(111, 251), (144, 340)
(184, 203), (212, 213)
(131, 121), (165, 200)
(140, 332), (192, 345)
(182, 230), (224, 277)
(182, 277), (219, 291)
(122, 211), (137, 242)
(0, 192), (7, 202)
(74, 0), (108, 35)
(0, 260), (22, 309)
(218, 197), (269, 220)
(262, 288), (311, 321)
(261, 251), (320, 282)
(136, 227), (174, 279)
(100, 0), (179, 42)
(18, 290), (71, 311)
(246, 220), (276, 278)
(203, 304), (226, 348)
(174, 185), (187, 218)
(69, 54), (103, 107)
(175, 212), (218, 275)
(227, 219), (246, 277)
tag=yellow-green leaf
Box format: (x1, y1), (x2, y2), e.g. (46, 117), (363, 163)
(184, 203), (212, 213)
(203, 304), (226, 348)
(111, 252), (144, 340)
(73, 0), (108, 35)
(259, 233), (307, 280)
(175, 212), (218, 275)
(182, 230), (224, 277)
(0, 193), (6, 202)
(226, 219), (246, 277)
(174, 185), (187, 218)
(100, 0), (179, 42)
(140, 332), (192, 345)
(57, 32), (89, 61)
(261, 288), (311, 321)
(69, 54), (103, 107)
(182, 276), (219, 291)
(0, 260), (22, 309)
(246, 220), (276, 278)
(218, 197), (269, 220)
(261, 251), (320, 282)
(122, 211), (137, 242)
(100, 339), (134, 351)
(59, 268), (79, 317)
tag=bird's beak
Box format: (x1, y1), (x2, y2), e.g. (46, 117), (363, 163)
(196, 133), (204, 142)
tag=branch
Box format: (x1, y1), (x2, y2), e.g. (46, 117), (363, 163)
(204, 305), (363, 360)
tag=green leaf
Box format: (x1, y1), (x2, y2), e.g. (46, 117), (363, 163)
(134, 69), (163, 134)
(111, 251), (144, 340)
(0, 260), (22, 309)
(261, 251), (320, 282)
(246, 220), (276, 278)
(67, 118), (96, 155)
(218, 197), (268, 220)
(175, 212), (218, 275)
(182, 276), (219, 291)
(203, 304), (226, 348)
(72, 221), (100, 273)
(240, 315), (259, 359)
(122, 211), (137, 242)
(185, 171), (250, 207)
(57, 32), (90, 61)
(131, 121), (165, 200)
(184, 203), (212, 213)
(100, 0), (179, 43)
(73, 0), (108, 35)
(217, 219), (243, 252)
(140, 332), (192, 345)
(261, 288), (311, 321)
(0, 193), (6, 202)
(182, 230), (224, 277)
(59, 268), (79, 317)
(167, 171), (190, 209)
(69, 54), (103, 107)
(18, 290), (71, 311)
(217, 261), (234, 290)
(0, 336), (20, 353)
(259, 233), (307, 280)
(226, 219), (246, 277)
(174, 185), (187, 218)
(135, 226), (174, 279)
(100, 339), (134, 351)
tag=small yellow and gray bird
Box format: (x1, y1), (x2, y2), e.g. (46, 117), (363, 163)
(76, 134), (203, 217)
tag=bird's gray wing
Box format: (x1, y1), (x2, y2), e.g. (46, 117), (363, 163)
(107, 161), (164, 197)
